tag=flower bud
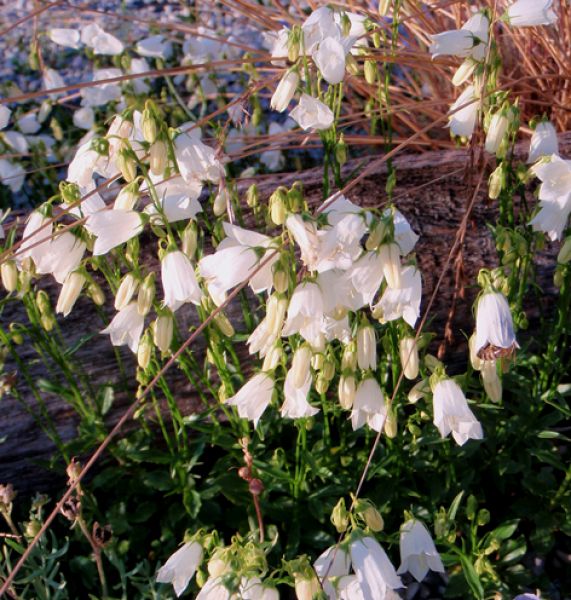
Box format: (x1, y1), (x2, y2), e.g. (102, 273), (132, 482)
(338, 374), (356, 409)
(346, 53), (359, 76)
(292, 345), (312, 388)
(41, 314), (56, 331)
(335, 134), (347, 166)
(321, 359), (335, 381)
(115, 273), (139, 311)
(115, 181), (140, 210)
(408, 379), (429, 403)
(488, 163), (504, 200)
(330, 497), (349, 533)
(315, 374), (329, 395)
(36, 290), (51, 315)
(88, 281), (105, 306)
(137, 273), (155, 316)
(214, 311), (235, 337)
(269, 265), (285, 293)
(364, 60), (377, 85)
(485, 112), (509, 155)
(311, 353), (324, 371)
(149, 140), (168, 176)
(270, 70), (299, 113)
(357, 324), (376, 370)
(468, 334), (482, 371)
(399, 337), (419, 380)
(137, 333), (152, 369)
(141, 106), (158, 144)
(266, 294), (288, 336)
(481, 360), (502, 402)
(60, 181), (81, 205)
(213, 189), (228, 217)
(557, 237), (571, 264)
(269, 187), (287, 226)
(1, 260), (18, 292)
(287, 29), (300, 63)
(153, 313), (173, 353)
(56, 272), (86, 316)
(118, 149), (137, 182)
(181, 220), (198, 258)
(246, 183), (259, 208)
(379, 243), (402, 288)
(452, 59), (476, 87)
(341, 342), (358, 371)
(262, 343), (282, 371)
(294, 576), (320, 600)
(362, 504), (384, 532)
(384, 408), (397, 438)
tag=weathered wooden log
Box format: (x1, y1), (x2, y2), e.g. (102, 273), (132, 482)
(1, 134), (567, 494)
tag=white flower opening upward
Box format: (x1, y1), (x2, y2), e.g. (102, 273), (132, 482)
(397, 519), (445, 582)
(156, 540), (203, 597)
(432, 379), (483, 446)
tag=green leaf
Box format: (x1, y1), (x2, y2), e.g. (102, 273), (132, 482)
(459, 555), (484, 600)
(448, 491), (464, 521)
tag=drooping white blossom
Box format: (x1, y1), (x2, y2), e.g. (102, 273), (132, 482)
(290, 94), (334, 131)
(351, 378), (387, 432)
(225, 372), (275, 426)
(86, 209), (143, 256)
(397, 519), (445, 582)
(174, 128), (224, 184)
(270, 70), (299, 113)
(314, 546), (351, 599)
(282, 281), (325, 348)
(432, 379), (483, 446)
(156, 541), (203, 597)
(448, 85), (479, 139)
(280, 368), (319, 419)
(161, 250), (202, 310)
(506, 0), (557, 27)
(429, 12), (489, 60)
(528, 121), (558, 163)
(350, 535), (402, 598)
(101, 302), (145, 353)
(474, 291), (518, 357)
(373, 266), (422, 327)
(313, 37), (346, 84)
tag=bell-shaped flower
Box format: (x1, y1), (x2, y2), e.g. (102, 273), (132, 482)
(430, 12), (489, 60)
(86, 208), (143, 256)
(81, 68), (122, 107)
(73, 106), (95, 130)
(290, 94), (334, 131)
(474, 291), (518, 357)
(313, 37), (346, 84)
(529, 155), (571, 240)
(56, 272), (86, 317)
(528, 121), (558, 163)
(384, 208), (419, 256)
(0, 159), (25, 192)
(43, 68), (65, 99)
(86, 25), (124, 55)
(247, 318), (279, 359)
(432, 379), (483, 446)
(314, 545), (351, 599)
(101, 302), (145, 353)
(373, 266), (422, 327)
(351, 377), (387, 432)
(350, 535), (402, 598)
(156, 540), (203, 597)
(17, 113), (40, 134)
(226, 372), (275, 426)
(145, 176), (203, 224)
(174, 128), (224, 184)
(161, 250), (202, 310)
(506, 0), (557, 27)
(485, 112), (509, 154)
(0, 105), (11, 130)
(136, 35), (172, 59)
(347, 251), (385, 307)
(317, 213), (368, 273)
(199, 223), (276, 306)
(282, 281), (325, 348)
(448, 85), (478, 138)
(397, 519), (445, 582)
(270, 70), (299, 113)
(48, 28), (81, 49)
(240, 577), (279, 600)
(35, 231), (86, 284)
(280, 367), (319, 419)
(286, 214), (320, 271)
(17, 210), (52, 266)
(302, 6), (340, 54)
